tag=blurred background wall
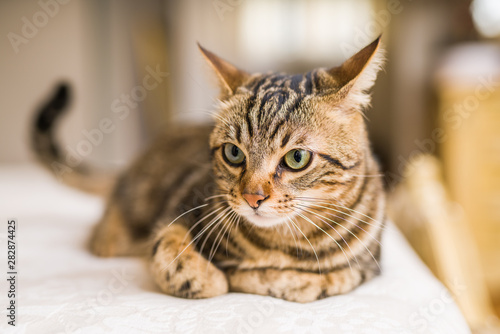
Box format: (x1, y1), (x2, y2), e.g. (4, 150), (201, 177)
(1, 0), (500, 331)
(0, 0), (492, 174)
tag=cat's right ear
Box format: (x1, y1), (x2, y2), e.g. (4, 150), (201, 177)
(318, 36), (384, 109)
(198, 43), (250, 99)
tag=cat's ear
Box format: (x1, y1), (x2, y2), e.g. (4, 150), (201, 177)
(320, 36), (384, 107)
(198, 43), (250, 98)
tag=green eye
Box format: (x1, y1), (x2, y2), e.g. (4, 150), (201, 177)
(284, 149), (311, 170)
(223, 143), (245, 166)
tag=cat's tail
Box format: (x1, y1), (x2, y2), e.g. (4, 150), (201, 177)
(31, 83), (116, 196)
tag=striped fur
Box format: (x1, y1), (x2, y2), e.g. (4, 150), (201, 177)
(33, 38), (386, 303)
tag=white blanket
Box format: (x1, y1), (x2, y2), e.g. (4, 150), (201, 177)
(0, 165), (470, 334)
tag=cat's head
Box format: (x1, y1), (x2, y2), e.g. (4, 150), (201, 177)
(200, 38), (384, 227)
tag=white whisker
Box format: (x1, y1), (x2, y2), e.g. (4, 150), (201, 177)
(162, 203), (209, 231)
(294, 204), (360, 271)
(298, 203), (383, 245)
(224, 214), (239, 256)
(198, 207), (234, 259)
(204, 194), (229, 201)
(297, 206), (381, 272)
(289, 214), (322, 275)
(160, 206), (231, 272)
(179, 205), (227, 247)
(208, 210), (237, 264)
(284, 215), (300, 259)
(294, 210), (354, 275)
(296, 197), (386, 231)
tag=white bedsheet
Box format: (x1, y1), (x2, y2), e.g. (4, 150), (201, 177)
(0, 165), (470, 334)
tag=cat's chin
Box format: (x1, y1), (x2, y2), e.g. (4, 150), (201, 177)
(242, 212), (288, 228)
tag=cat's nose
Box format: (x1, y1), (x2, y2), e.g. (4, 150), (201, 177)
(243, 193), (269, 209)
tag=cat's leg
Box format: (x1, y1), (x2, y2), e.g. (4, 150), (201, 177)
(89, 201), (149, 257)
(227, 267), (374, 303)
(150, 222), (228, 299)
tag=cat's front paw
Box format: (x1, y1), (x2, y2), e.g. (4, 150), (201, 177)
(150, 231), (228, 299)
(89, 223), (119, 257)
(227, 268), (323, 303)
(227, 267), (364, 303)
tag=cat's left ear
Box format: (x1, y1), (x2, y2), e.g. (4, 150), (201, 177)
(321, 36), (384, 107)
(198, 43), (250, 99)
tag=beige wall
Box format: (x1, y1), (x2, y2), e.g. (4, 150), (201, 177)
(0, 0), (383, 167)
(0, 0), (146, 167)
(0, 0), (92, 163)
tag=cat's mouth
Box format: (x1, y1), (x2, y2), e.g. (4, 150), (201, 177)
(242, 210), (288, 227)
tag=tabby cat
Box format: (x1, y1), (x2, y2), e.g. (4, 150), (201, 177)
(32, 37), (386, 303)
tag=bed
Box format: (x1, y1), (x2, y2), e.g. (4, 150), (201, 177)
(0, 164), (470, 334)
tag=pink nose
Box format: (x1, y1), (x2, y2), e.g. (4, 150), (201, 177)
(243, 193), (268, 209)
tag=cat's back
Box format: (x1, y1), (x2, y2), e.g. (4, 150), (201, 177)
(112, 124), (216, 232)
(130, 124), (213, 173)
